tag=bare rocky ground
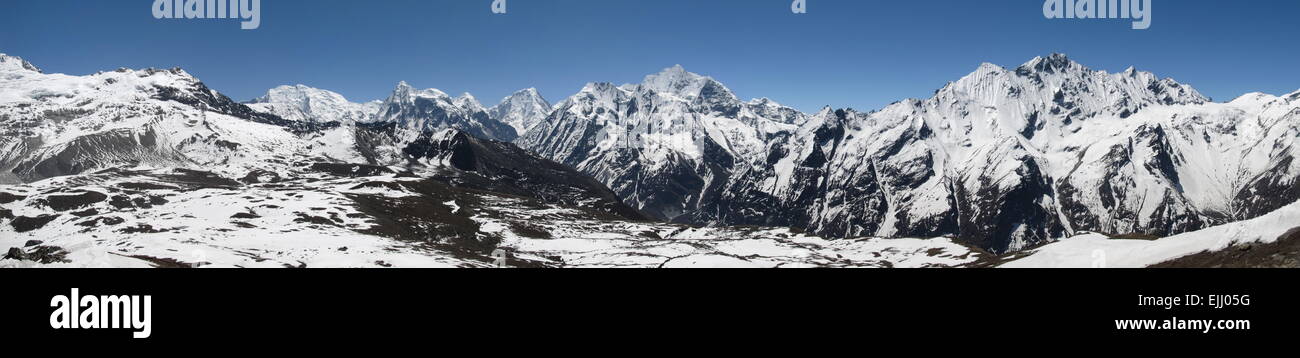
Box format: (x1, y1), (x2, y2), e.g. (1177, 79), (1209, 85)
(1151, 228), (1300, 268)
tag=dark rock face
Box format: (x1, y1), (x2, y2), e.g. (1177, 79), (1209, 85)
(36, 191), (108, 212)
(10, 214), (60, 233)
(1235, 155), (1300, 219)
(158, 169), (243, 189)
(956, 158), (1066, 253)
(0, 192), (26, 204)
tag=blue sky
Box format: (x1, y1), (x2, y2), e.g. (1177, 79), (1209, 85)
(3, 0), (1299, 112)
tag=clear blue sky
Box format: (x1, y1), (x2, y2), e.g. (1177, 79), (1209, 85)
(3, 0), (1299, 112)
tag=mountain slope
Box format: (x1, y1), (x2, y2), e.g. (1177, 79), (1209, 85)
(0, 54), (333, 184)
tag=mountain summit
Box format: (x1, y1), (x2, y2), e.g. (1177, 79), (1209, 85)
(247, 84), (381, 123)
(489, 88), (551, 136)
(374, 82), (517, 142)
(0, 54), (43, 74)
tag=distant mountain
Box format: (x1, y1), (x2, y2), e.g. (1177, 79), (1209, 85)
(374, 82), (518, 142)
(489, 88), (551, 137)
(517, 65), (805, 221)
(246, 84), (381, 124)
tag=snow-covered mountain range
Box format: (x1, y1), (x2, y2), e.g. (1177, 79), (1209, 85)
(1, 52), (1297, 267)
(518, 55), (1300, 254)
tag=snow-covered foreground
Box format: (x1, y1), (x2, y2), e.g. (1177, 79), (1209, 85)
(0, 167), (981, 268)
(1003, 202), (1300, 268)
(2, 163), (1294, 268)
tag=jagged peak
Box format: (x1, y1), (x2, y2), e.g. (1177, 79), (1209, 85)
(0, 53), (43, 73)
(388, 81), (448, 100)
(1017, 53), (1086, 74)
(748, 97), (784, 107)
(1286, 89), (1300, 101)
(580, 82), (621, 94)
(515, 87), (540, 96)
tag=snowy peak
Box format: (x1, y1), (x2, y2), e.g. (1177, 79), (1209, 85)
(1017, 53), (1080, 74)
(454, 93), (485, 111)
(374, 82), (517, 141)
(248, 84), (380, 123)
(0, 53), (42, 74)
(639, 65), (734, 100)
(934, 53), (1209, 122)
(489, 88), (551, 136)
(642, 64), (701, 91)
(386, 81), (449, 102)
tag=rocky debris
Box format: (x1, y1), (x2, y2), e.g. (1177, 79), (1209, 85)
(2, 247), (21, 260)
(76, 216), (125, 228)
(293, 213), (337, 226)
(118, 223), (168, 234)
(3, 245), (71, 264)
(108, 194), (169, 210)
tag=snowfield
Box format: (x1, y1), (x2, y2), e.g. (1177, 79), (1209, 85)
(0, 166), (982, 268)
(1003, 201), (1300, 268)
